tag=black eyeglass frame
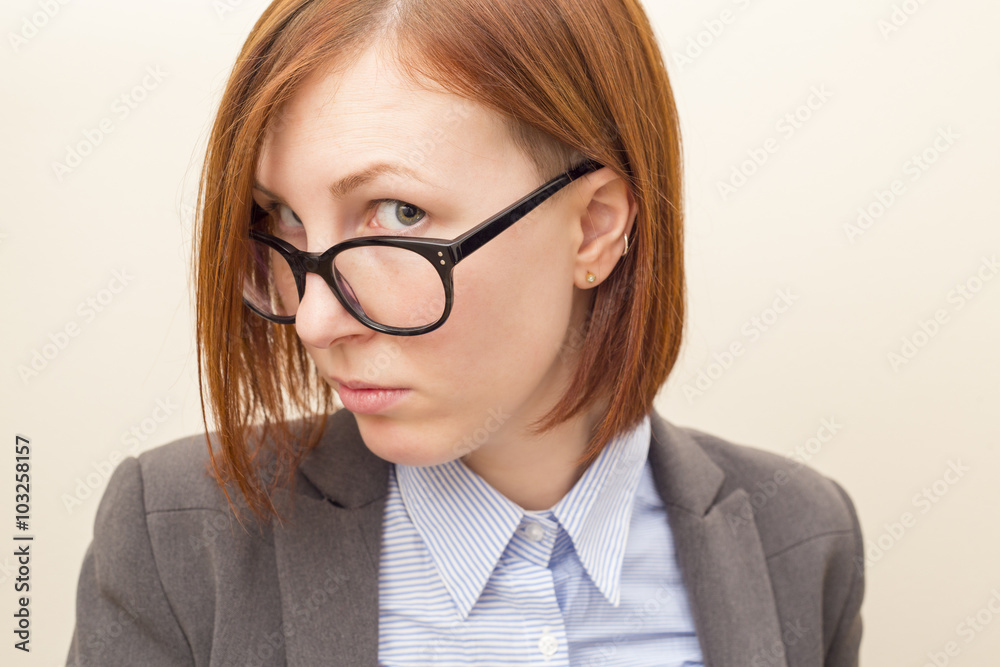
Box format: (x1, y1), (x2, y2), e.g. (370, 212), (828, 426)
(243, 158), (604, 336)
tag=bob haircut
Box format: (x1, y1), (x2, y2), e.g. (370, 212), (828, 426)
(192, 0), (685, 526)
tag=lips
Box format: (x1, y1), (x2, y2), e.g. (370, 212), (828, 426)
(328, 375), (403, 391)
(330, 376), (410, 415)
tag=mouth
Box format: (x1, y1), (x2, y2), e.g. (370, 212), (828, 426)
(329, 376), (410, 415)
(328, 375), (404, 391)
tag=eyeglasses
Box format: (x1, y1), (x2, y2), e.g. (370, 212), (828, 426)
(242, 158), (603, 336)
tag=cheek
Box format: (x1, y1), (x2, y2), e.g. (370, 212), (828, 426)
(433, 229), (576, 383)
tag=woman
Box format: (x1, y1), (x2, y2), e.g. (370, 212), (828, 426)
(67, 0), (864, 665)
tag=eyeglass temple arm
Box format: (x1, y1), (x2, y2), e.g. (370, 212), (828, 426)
(450, 159), (603, 263)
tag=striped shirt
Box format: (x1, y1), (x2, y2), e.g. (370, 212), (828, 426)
(377, 414), (705, 666)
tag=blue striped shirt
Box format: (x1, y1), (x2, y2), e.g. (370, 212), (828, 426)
(377, 414), (704, 666)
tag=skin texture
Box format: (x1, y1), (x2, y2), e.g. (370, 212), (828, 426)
(255, 43), (636, 510)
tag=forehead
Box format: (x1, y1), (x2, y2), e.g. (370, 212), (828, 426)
(257, 45), (516, 190)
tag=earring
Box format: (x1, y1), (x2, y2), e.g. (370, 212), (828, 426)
(622, 232), (630, 257)
(586, 272), (596, 283)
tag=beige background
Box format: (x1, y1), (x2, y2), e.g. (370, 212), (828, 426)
(2, 0), (998, 664)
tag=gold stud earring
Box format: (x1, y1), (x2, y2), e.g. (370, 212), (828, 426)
(586, 272), (596, 283)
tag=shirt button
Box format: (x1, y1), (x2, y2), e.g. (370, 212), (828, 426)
(524, 522), (545, 542)
(538, 627), (558, 659)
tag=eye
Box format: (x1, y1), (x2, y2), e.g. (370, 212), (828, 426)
(253, 201), (304, 241)
(372, 199), (426, 231)
(272, 203), (303, 231)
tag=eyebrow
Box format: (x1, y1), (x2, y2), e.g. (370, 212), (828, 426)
(253, 162), (432, 202)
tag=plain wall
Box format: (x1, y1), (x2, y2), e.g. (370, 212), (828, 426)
(1, 0), (997, 664)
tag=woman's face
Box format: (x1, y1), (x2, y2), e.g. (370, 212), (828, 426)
(255, 45), (601, 467)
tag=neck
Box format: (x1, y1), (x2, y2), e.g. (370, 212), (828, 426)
(459, 398), (608, 511)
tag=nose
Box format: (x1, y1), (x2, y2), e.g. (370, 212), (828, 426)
(294, 272), (373, 348)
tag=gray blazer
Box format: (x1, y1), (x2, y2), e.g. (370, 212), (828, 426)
(67, 408), (864, 666)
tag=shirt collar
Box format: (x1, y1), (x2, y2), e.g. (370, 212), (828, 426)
(395, 414), (651, 619)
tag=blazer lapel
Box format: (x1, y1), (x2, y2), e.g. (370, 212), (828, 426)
(271, 408), (788, 666)
(272, 409), (389, 667)
(649, 410), (788, 667)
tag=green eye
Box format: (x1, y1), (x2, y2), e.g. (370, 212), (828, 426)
(374, 199), (426, 231)
(396, 202), (424, 226)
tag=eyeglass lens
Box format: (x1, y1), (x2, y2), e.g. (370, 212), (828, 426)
(242, 240), (447, 329)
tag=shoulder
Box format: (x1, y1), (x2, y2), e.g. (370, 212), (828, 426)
(72, 428), (295, 665)
(93, 425), (283, 553)
(92, 432), (232, 528)
(110, 419), (309, 518)
(672, 424), (866, 659)
(84, 434), (239, 590)
(679, 424), (861, 559)
(133, 432), (230, 512)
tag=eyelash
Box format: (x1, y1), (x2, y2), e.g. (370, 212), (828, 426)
(255, 198), (427, 233)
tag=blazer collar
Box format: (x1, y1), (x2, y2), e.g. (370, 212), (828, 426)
(295, 408), (390, 508)
(272, 407), (787, 667)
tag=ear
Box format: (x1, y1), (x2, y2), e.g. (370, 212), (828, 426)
(568, 167), (638, 289)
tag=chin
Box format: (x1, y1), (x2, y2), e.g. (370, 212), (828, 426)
(353, 414), (460, 467)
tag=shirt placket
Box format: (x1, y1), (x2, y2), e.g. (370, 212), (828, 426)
(495, 511), (570, 666)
